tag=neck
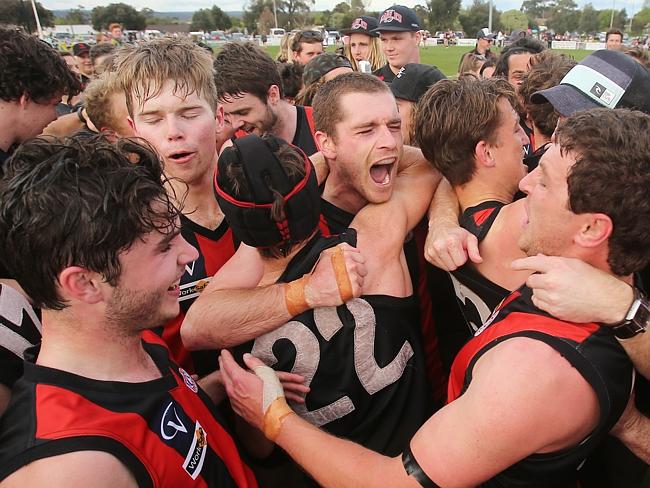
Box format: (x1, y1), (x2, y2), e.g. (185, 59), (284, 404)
(0, 102), (19, 152)
(37, 309), (160, 382)
(532, 125), (551, 152)
(455, 170), (516, 211)
(322, 167), (366, 215)
(273, 100), (297, 143)
(259, 240), (310, 286)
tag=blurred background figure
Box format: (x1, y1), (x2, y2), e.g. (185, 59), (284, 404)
(341, 16), (386, 72)
(295, 53), (352, 106)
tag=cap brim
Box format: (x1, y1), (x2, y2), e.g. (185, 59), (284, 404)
(341, 28), (379, 37)
(370, 26), (418, 33)
(531, 84), (603, 117)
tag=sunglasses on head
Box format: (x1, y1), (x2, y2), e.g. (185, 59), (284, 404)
(297, 30), (323, 42)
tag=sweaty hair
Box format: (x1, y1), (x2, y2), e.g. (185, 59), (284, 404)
(113, 37), (218, 117)
(84, 72), (126, 134)
(0, 26), (81, 103)
(556, 109), (650, 276)
(622, 46), (650, 69)
(221, 136), (309, 258)
(414, 77), (517, 186)
(0, 135), (182, 310)
(214, 41), (284, 102)
(312, 72), (391, 139)
(90, 42), (116, 64)
(519, 52), (576, 137)
(343, 35), (386, 72)
(493, 38), (545, 78)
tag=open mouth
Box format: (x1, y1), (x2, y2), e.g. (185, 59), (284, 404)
(369, 161), (395, 186)
(168, 151), (195, 163)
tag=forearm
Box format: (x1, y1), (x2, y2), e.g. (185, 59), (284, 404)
(276, 414), (410, 488)
(619, 334), (650, 379)
(182, 284), (292, 349)
(613, 408), (650, 464)
(428, 178), (459, 227)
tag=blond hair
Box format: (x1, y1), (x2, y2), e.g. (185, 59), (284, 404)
(344, 36), (386, 71)
(84, 72), (123, 132)
(113, 38), (218, 116)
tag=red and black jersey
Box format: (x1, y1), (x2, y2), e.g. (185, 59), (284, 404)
(234, 105), (318, 156)
(147, 214), (238, 377)
(238, 230), (432, 456)
(0, 337), (258, 488)
(318, 198), (447, 406)
(448, 286), (633, 487)
(451, 200), (510, 333)
(373, 64), (396, 83)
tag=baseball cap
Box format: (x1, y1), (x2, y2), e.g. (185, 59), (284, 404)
(73, 42), (91, 56)
(390, 63), (447, 103)
(531, 49), (650, 117)
(341, 16), (380, 37)
(303, 53), (352, 86)
(477, 28), (496, 41)
(371, 6), (420, 33)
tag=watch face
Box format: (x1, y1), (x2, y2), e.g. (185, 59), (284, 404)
(633, 298), (650, 329)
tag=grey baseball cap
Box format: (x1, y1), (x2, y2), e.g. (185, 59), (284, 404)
(531, 49), (650, 116)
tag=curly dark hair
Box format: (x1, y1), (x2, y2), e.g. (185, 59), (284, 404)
(0, 26), (81, 103)
(214, 41), (284, 102)
(493, 38), (546, 78)
(0, 134), (183, 310)
(557, 108), (650, 276)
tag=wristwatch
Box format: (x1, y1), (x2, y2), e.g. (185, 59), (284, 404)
(611, 288), (650, 339)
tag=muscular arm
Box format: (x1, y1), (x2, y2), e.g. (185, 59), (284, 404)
(1, 451), (138, 488)
(611, 398), (650, 464)
(220, 337), (600, 488)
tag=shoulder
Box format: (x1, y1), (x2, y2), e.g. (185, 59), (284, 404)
(2, 451), (138, 488)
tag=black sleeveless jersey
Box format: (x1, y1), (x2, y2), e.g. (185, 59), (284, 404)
(449, 286), (633, 488)
(0, 337), (258, 488)
(0, 283), (42, 388)
(148, 214), (238, 377)
(318, 197), (447, 405)
(373, 64), (396, 83)
(451, 200), (510, 333)
(240, 230), (431, 456)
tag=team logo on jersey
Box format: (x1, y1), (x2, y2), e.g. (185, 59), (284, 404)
(182, 422), (208, 480)
(161, 401), (188, 440)
(179, 278), (211, 302)
(380, 9), (402, 24)
(179, 367), (199, 393)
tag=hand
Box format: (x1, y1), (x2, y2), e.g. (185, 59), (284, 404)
(305, 243), (366, 307)
(424, 223), (482, 271)
(219, 350), (265, 431)
(511, 255), (634, 324)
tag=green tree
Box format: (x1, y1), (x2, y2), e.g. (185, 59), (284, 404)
(0, 0), (54, 32)
(191, 9), (214, 31)
(243, 0), (275, 32)
(500, 9), (528, 31)
(579, 3), (600, 34)
(210, 6), (232, 30)
(427, 0), (460, 31)
(91, 3), (146, 31)
(548, 0), (579, 33)
(521, 0), (553, 24)
(598, 8), (627, 30)
(65, 7), (88, 24)
(458, 0), (501, 36)
(631, 7), (650, 34)
(278, 0), (314, 28)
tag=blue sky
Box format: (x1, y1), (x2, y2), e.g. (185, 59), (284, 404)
(42, 0), (640, 18)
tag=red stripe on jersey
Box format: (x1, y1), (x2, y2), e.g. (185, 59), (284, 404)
(448, 311), (600, 402)
(473, 207), (496, 227)
(195, 228), (237, 277)
(318, 214), (333, 236)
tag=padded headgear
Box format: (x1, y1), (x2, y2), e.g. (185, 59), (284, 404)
(214, 135), (320, 249)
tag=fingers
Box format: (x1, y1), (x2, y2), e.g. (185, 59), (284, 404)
(465, 234), (483, 264)
(243, 352), (266, 370)
(511, 254), (553, 273)
(426, 230), (471, 271)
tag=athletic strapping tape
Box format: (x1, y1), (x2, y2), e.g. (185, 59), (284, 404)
(252, 363), (294, 440)
(402, 444), (441, 488)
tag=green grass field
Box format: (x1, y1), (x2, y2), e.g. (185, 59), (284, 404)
(255, 45), (593, 77)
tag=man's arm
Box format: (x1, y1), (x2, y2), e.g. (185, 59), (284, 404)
(181, 243), (366, 350)
(220, 336), (599, 488)
(511, 255), (650, 378)
(611, 396), (650, 464)
(424, 178), (482, 271)
(1, 451), (138, 488)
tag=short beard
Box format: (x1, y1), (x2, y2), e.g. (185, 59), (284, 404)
(104, 286), (171, 338)
(260, 104), (279, 135)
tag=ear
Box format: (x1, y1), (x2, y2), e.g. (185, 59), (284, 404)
(291, 50), (300, 63)
(315, 130), (336, 159)
(474, 140), (496, 168)
(215, 104), (225, 132)
(19, 93), (30, 110)
(267, 85), (281, 105)
(127, 116), (136, 133)
(58, 267), (105, 305)
(574, 213), (612, 249)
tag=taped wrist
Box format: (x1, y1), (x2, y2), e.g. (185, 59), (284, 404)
(253, 364), (294, 441)
(402, 444), (441, 488)
(330, 246), (353, 302)
(285, 275), (310, 316)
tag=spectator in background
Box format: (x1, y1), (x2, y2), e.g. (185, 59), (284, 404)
(458, 53), (486, 77)
(72, 42), (93, 87)
(493, 37), (546, 88)
(109, 22), (123, 45)
(276, 32), (295, 63)
(89, 43), (116, 77)
(295, 53), (352, 106)
(606, 28), (623, 50)
(290, 30), (324, 65)
(341, 16), (386, 72)
(479, 58), (496, 77)
(277, 62), (304, 104)
(458, 28), (497, 74)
